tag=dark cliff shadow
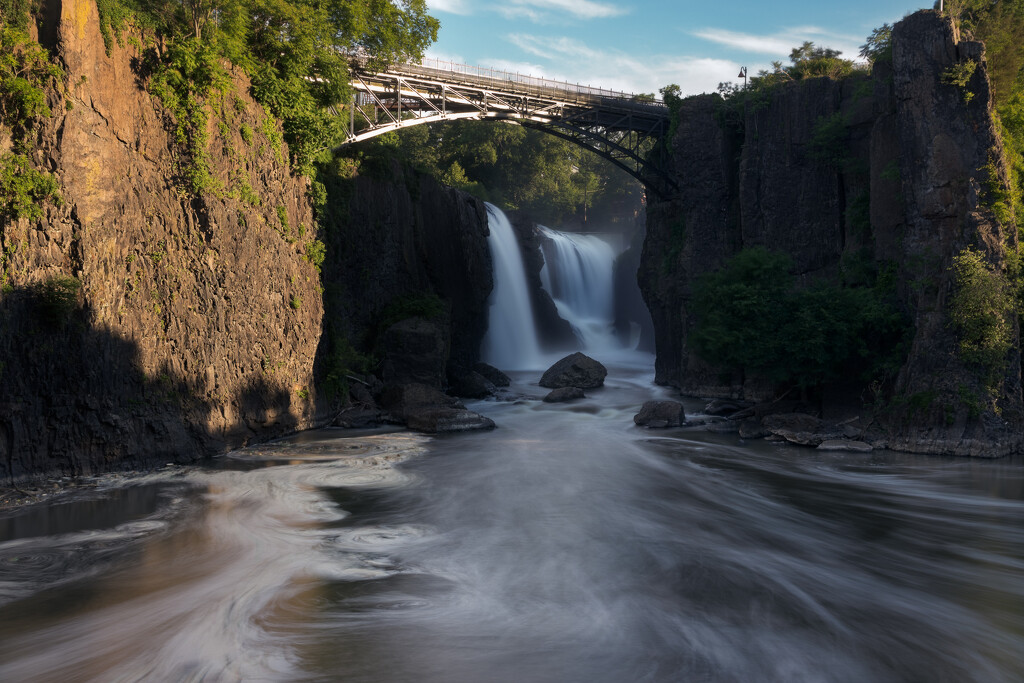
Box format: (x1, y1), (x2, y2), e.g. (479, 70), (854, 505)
(0, 284), (302, 484)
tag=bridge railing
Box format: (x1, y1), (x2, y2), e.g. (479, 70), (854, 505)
(415, 58), (650, 101)
(353, 56), (668, 114)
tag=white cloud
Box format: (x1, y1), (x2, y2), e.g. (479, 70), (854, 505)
(693, 26), (863, 62)
(423, 47), (469, 66)
(427, 0), (472, 14)
(429, 0), (626, 21)
(500, 34), (745, 97)
(510, 0), (626, 20)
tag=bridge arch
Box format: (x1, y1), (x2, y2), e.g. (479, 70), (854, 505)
(335, 59), (677, 197)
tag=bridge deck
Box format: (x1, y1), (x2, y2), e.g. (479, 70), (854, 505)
(342, 58), (676, 195)
(358, 58), (669, 119)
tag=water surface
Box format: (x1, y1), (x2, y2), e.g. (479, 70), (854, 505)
(1, 354), (1022, 682)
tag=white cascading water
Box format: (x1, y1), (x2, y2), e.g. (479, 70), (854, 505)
(538, 226), (619, 350)
(481, 203), (543, 370)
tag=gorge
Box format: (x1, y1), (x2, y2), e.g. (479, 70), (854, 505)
(0, 2), (1023, 680)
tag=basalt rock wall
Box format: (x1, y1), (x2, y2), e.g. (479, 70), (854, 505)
(0, 0), (326, 482)
(639, 10), (1023, 455)
(319, 160), (492, 380)
(0, 0), (495, 482)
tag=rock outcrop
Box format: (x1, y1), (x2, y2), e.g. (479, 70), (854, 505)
(639, 10), (1023, 456)
(1, 0), (324, 481)
(0, 0), (500, 481)
(379, 383), (494, 434)
(319, 158), (492, 392)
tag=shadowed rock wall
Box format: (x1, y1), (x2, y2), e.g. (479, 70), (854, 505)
(639, 10), (1022, 455)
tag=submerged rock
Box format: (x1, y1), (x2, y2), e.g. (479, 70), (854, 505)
(817, 439), (873, 453)
(704, 399), (753, 417)
(634, 400), (686, 428)
(379, 382), (494, 433)
(539, 352), (607, 389)
(543, 387), (585, 403)
(405, 408), (496, 434)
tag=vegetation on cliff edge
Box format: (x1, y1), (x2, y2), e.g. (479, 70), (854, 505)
(93, 0), (438, 179)
(0, 26), (64, 225)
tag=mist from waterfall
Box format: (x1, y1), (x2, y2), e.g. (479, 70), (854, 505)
(480, 203), (543, 370)
(538, 226), (619, 350)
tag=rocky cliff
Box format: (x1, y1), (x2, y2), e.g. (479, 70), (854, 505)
(640, 10), (1022, 456)
(0, 0), (497, 482)
(0, 0), (325, 482)
(318, 159), (492, 386)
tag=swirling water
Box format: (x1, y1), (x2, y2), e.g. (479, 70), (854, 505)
(1, 355), (1023, 682)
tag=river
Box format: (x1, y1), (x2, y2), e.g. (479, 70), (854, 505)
(1, 351), (1022, 682)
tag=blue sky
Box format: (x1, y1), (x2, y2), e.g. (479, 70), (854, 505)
(424, 1), (928, 96)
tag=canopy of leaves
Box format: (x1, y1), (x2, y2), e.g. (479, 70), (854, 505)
(859, 23), (893, 63)
(355, 120), (644, 227)
(99, 0), (439, 175)
(749, 42), (859, 90)
(690, 247), (908, 389)
(948, 247), (1017, 382)
(0, 27), (64, 225)
(0, 27), (64, 145)
(943, 1), (1024, 229)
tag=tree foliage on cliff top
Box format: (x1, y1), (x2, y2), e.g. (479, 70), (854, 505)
(0, 26), (64, 226)
(944, 0), (1024, 230)
(96, 0), (438, 175)
(351, 120), (643, 227)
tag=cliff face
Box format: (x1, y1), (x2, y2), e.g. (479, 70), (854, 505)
(639, 11), (1022, 455)
(2, 0), (322, 481)
(319, 161), (492, 380)
(1, 1), (499, 481)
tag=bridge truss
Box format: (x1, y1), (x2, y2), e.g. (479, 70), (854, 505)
(337, 60), (677, 197)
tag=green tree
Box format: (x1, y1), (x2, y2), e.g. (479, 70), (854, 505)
(690, 247), (907, 390)
(948, 247), (1017, 383)
(98, 0), (439, 176)
(690, 247), (796, 382)
(859, 23), (893, 63)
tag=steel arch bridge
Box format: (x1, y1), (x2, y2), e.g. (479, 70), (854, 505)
(336, 58), (677, 197)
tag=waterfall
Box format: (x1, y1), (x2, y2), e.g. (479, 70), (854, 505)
(538, 226), (619, 350)
(481, 204), (543, 370)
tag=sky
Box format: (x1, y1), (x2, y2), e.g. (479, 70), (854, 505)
(424, 0), (929, 97)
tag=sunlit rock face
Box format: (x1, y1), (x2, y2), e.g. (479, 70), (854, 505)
(639, 10), (1023, 455)
(1, 0), (324, 481)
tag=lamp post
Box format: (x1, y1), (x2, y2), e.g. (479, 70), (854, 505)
(738, 66), (748, 89)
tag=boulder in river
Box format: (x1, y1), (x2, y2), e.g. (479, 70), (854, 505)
(704, 399), (753, 417)
(448, 369), (497, 399)
(633, 401), (686, 428)
(543, 387), (585, 403)
(473, 362), (512, 387)
(817, 439), (873, 453)
(539, 352), (607, 389)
